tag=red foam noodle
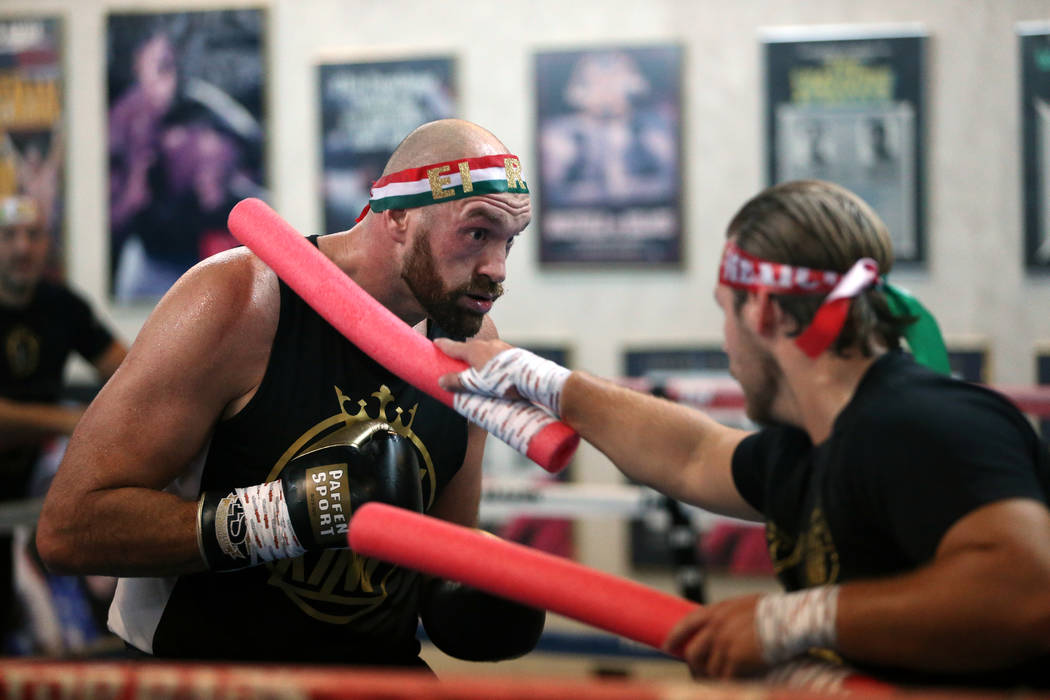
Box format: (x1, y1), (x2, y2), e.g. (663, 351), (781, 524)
(348, 502), (700, 653)
(226, 198), (578, 472)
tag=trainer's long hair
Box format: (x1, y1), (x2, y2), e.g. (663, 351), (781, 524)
(726, 179), (910, 357)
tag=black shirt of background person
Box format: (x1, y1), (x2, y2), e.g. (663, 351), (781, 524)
(0, 281), (115, 496)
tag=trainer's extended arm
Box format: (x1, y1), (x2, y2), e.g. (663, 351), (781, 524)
(436, 338), (759, 519)
(226, 198), (577, 473)
(347, 502), (700, 653)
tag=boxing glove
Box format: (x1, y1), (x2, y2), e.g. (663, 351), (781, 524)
(197, 419), (422, 571)
(420, 577), (546, 661)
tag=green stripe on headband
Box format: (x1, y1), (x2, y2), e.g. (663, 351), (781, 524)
(883, 283), (951, 375)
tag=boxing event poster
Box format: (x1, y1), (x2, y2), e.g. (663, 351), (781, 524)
(106, 9), (267, 303)
(534, 45), (683, 266)
(477, 345), (575, 559)
(621, 348), (769, 591)
(763, 25), (927, 265)
(0, 16), (64, 277)
(1020, 22), (1050, 270)
(318, 56), (456, 234)
(1038, 349), (1050, 440)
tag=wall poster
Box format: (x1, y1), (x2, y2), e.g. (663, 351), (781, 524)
(0, 16), (64, 276)
(318, 56), (456, 234)
(107, 9), (267, 303)
(535, 45), (683, 266)
(1020, 22), (1050, 270)
(1037, 348), (1050, 440)
(763, 25), (926, 265)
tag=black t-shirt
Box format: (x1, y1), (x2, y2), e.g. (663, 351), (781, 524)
(0, 281), (115, 403)
(0, 281), (115, 495)
(732, 351), (1050, 688)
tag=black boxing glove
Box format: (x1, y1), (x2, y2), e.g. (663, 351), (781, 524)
(197, 420), (422, 571)
(420, 577), (546, 661)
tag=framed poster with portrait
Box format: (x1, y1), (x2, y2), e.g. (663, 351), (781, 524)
(535, 45), (683, 266)
(1037, 346), (1050, 440)
(0, 16), (64, 276)
(107, 8), (267, 303)
(318, 56), (456, 234)
(1019, 22), (1050, 270)
(478, 345), (575, 559)
(762, 25), (926, 265)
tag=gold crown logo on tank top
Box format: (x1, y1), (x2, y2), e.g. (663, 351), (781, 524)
(262, 384), (436, 624)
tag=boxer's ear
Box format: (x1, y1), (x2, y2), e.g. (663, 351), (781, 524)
(383, 208), (410, 244)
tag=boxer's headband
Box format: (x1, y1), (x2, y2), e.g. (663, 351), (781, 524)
(356, 153), (528, 222)
(0, 196), (40, 228)
(719, 240), (949, 373)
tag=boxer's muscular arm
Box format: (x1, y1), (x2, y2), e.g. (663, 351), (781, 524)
(36, 250), (277, 577)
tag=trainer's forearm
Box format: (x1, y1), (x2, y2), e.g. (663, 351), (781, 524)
(560, 371), (752, 516)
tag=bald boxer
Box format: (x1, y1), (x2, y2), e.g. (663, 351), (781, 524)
(439, 180), (1050, 689)
(36, 119), (540, 665)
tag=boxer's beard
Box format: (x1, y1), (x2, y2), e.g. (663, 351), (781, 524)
(402, 231), (503, 339)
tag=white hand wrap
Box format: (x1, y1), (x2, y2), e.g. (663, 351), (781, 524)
(231, 481), (307, 565)
(457, 348), (571, 417)
(755, 585), (840, 665)
(451, 393), (562, 455)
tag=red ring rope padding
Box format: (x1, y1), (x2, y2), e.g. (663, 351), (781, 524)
(0, 659), (1022, 700)
(226, 197), (579, 473)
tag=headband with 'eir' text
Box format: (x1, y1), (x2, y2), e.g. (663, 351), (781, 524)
(356, 154), (528, 222)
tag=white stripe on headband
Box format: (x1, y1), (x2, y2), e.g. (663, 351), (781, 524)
(364, 154), (529, 216)
(371, 165), (512, 201)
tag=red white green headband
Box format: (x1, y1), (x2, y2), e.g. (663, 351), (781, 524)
(719, 240), (880, 358)
(356, 153), (528, 221)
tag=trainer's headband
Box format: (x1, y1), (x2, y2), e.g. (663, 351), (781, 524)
(357, 153), (528, 222)
(0, 196), (40, 228)
(719, 241), (880, 358)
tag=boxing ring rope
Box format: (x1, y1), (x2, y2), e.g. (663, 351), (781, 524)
(0, 659), (1042, 700)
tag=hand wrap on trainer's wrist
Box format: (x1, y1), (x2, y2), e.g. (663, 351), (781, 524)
(456, 348), (571, 417)
(197, 419), (423, 571)
(755, 585), (840, 665)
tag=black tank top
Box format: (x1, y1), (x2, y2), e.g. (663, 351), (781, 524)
(151, 237), (468, 663)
